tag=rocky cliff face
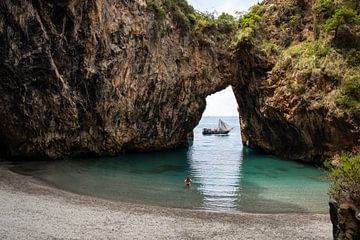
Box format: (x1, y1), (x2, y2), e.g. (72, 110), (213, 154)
(330, 199), (360, 240)
(231, 0), (360, 163)
(0, 0), (232, 159)
(233, 48), (359, 164)
(0, 0), (358, 163)
(229, 1), (360, 238)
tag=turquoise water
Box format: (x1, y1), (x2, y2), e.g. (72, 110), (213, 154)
(11, 116), (329, 213)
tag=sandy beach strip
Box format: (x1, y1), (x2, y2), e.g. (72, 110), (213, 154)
(0, 166), (332, 240)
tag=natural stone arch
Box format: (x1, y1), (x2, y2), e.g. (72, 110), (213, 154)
(0, 0), (358, 162)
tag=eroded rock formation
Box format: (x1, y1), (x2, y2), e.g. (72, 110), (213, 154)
(0, 0), (232, 159)
(0, 0), (358, 164)
(330, 199), (360, 240)
(233, 45), (359, 163)
(232, 0), (360, 163)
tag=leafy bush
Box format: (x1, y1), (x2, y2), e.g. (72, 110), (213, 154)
(336, 77), (360, 111)
(326, 154), (360, 203)
(343, 77), (360, 99)
(173, 8), (191, 30)
(337, 97), (360, 110)
(262, 41), (280, 57)
(238, 12), (262, 29)
(250, 4), (266, 15)
(313, 0), (360, 45)
(233, 28), (256, 46)
(146, 1), (166, 21)
(146, 0), (195, 32)
(216, 13), (236, 33)
(233, 12), (262, 46)
(347, 48), (360, 66)
(313, 0), (336, 17)
(323, 8), (360, 38)
(307, 41), (331, 57)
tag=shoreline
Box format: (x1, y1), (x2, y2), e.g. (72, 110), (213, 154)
(0, 166), (332, 239)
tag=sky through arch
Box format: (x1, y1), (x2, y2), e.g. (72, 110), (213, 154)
(188, 0), (259, 15)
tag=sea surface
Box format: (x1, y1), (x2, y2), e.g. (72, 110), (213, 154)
(11, 116), (329, 213)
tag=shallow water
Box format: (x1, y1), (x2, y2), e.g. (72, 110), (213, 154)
(11, 116), (329, 213)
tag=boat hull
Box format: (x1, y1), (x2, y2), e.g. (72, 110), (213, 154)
(202, 129), (230, 135)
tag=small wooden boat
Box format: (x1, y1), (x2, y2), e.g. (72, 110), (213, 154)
(202, 119), (234, 135)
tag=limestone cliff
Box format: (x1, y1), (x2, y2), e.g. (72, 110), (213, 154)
(0, 0), (232, 159)
(232, 0), (360, 163)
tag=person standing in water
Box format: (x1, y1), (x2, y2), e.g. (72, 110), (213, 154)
(184, 176), (192, 188)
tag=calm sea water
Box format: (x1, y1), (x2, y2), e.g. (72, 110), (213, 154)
(11, 116), (329, 213)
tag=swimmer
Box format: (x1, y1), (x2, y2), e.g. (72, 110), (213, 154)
(184, 176), (192, 187)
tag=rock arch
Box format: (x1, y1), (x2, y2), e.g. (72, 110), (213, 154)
(0, 0), (358, 162)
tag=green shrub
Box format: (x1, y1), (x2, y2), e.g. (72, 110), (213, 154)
(146, 0), (196, 33)
(216, 13), (236, 33)
(232, 12), (262, 46)
(313, 0), (360, 46)
(326, 154), (360, 203)
(323, 8), (360, 38)
(147, 1), (166, 21)
(337, 97), (360, 110)
(337, 77), (360, 111)
(307, 41), (331, 57)
(347, 48), (360, 66)
(342, 77), (360, 99)
(250, 4), (266, 15)
(233, 27), (256, 46)
(173, 8), (191, 31)
(238, 12), (262, 29)
(313, 0), (336, 17)
(262, 41), (280, 57)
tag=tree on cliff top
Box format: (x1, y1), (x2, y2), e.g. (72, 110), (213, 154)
(323, 8), (360, 39)
(313, 0), (360, 45)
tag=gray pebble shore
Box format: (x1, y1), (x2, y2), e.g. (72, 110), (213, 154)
(0, 167), (332, 240)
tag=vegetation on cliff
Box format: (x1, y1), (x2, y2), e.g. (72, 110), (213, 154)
(146, 0), (196, 32)
(326, 153), (360, 239)
(326, 154), (360, 204)
(239, 0), (360, 114)
(146, 0), (238, 43)
(147, 0), (360, 114)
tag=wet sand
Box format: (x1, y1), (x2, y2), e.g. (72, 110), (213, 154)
(0, 167), (332, 240)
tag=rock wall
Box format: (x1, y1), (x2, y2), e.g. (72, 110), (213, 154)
(0, 0), (358, 163)
(231, 0), (360, 163)
(0, 0), (232, 159)
(232, 44), (359, 163)
(329, 199), (360, 240)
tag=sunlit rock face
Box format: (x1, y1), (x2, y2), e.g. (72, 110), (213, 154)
(0, 0), (232, 159)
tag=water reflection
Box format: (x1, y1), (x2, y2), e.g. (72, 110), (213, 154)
(7, 116), (329, 213)
(188, 117), (243, 211)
